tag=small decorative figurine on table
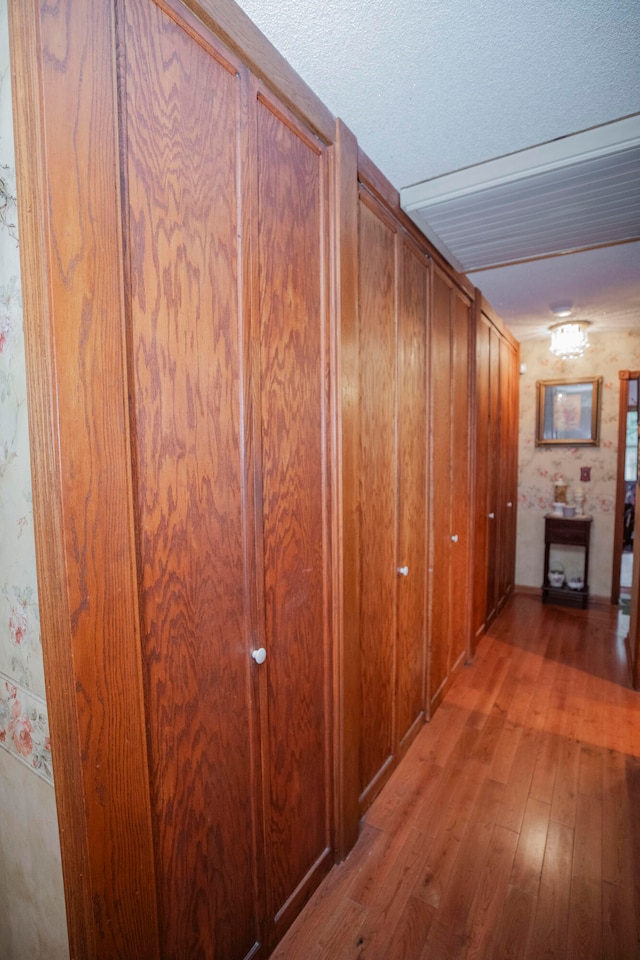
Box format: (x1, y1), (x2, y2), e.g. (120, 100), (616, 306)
(548, 562), (565, 588)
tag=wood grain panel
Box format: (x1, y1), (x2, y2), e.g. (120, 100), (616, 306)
(396, 237), (428, 748)
(448, 289), (471, 672)
(8, 2), (94, 953)
(180, 0), (335, 142)
(334, 119), (362, 858)
(11, 0), (160, 954)
(472, 310), (491, 642)
(496, 339), (513, 607)
(255, 91), (333, 929)
(121, 3), (262, 957)
(475, 312), (519, 632)
(428, 267), (452, 709)
(502, 336), (519, 605)
(357, 194), (397, 804)
(486, 325), (501, 624)
(356, 145), (475, 304)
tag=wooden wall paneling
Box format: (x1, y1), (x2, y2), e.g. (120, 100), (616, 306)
(428, 266), (453, 714)
(471, 297), (520, 638)
(10, 0), (522, 949)
(472, 306), (491, 643)
(12, 0), (342, 952)
(356, 145), (476, 305)
(511, 345), (520, 585)
(357, 190), (398, 809)
(253, 82), (334, 937)
(499, 336), (519, 605)
(334, 120), (362, 859)
(9, 1), (161, 956)
(449, 288), (473, 672)
(120, 2), (268, 957)
(428, 268), (474, 715)
(497, 336), (511, 606)
(352, 179), (431, 809)
(356, 147), (402, 220)
(486, 323), (502, 625)
(396, 235), (429, 752)
(181, 0), (335, 143)
(8, 3), (94, 954)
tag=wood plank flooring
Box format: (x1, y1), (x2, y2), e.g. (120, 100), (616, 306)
(270, 593), (640, 960)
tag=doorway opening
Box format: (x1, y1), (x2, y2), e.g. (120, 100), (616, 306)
(612, 372), (639, 610)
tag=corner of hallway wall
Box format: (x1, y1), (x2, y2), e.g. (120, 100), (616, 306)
(0, 2), (69, 956)
(515, 328), (640, 597)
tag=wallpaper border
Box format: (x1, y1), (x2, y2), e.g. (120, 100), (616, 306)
(0, 669), (53, 785)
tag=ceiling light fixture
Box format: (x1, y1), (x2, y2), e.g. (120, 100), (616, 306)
(550, 304), (573, 318)
(549, 319), (591, 359)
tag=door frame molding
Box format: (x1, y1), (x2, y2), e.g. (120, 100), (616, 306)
(611, 371), (639, 604)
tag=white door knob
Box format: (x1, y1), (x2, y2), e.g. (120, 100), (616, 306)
(507, 501), (513, 508)
(451, 534), (459, 543)
(397, 566), (409, 576)
(488, 512), (495, 519)
(251, 647), (267, 665)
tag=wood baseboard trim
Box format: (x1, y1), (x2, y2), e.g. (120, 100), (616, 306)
(513, 584), (615, 609)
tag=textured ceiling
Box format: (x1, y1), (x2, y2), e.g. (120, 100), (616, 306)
(235, 0), (640, 341)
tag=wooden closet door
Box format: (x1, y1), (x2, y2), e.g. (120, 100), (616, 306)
(357, 193), (397, 806)
(429, 270), (471, 713)
(121, 3), (263, 958)
(472, 311), (491, 642)
(396, 237), (428, 748)
(486, 325), (502, 624)
(448, 288), (472, 673)
(498, 337), (518, 605)
(254, 89), (334, 935)
(429, 267), (453, 711)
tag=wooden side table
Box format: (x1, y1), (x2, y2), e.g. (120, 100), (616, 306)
(542, 514), (592, 609)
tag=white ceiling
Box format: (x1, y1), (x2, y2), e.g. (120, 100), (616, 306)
(235, 0), (640, 342)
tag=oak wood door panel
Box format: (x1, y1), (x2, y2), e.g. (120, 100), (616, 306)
(499, 336), (518, 605)
(428, 270), (472, 712)
(334, 120), (361, 860)
(486, 325), (501, 625)
(121, 3), (264, 957)
(15, 0), (340, 954)
(396, 237), (428, 749)
(429, 267), (453, 709)
(357, 194), (397, 805)
(13, 0), (161, 954)
(473, 309), (519, 638)
(255, 89), (333, 933)
(448, 289), (472, 674)
(472, 312), (491, 642)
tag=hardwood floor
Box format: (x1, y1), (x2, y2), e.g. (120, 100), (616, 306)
(270, 593), (640, 960)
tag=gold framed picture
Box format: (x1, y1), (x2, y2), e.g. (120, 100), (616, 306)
(535, 377), (602, 446)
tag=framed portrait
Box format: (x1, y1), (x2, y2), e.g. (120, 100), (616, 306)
(535, 377), (602, 446)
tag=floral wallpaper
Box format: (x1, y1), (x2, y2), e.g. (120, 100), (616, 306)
(516, 329), (640, 597)
(0, 4), (51, 780)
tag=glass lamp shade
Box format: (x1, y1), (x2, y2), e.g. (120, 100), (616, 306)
(549, 321), (590, 359)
